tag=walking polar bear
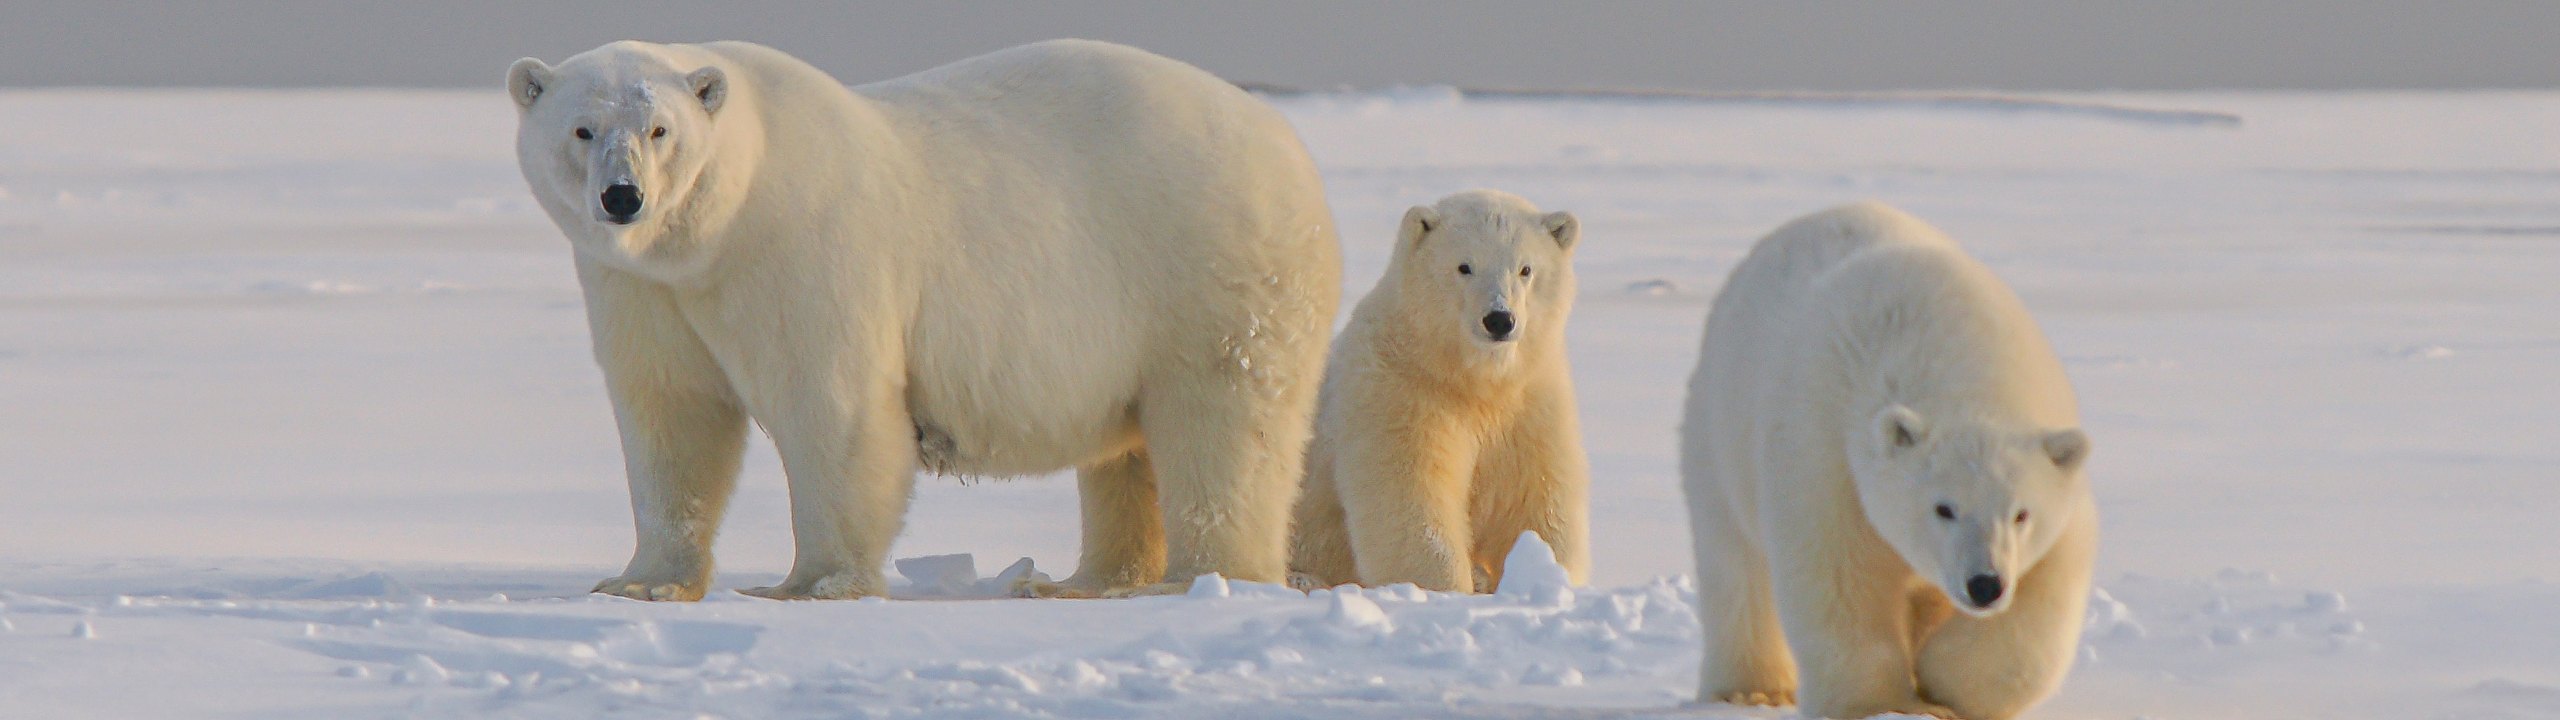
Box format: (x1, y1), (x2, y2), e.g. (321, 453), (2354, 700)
(508, 40), (1341, 600)
(1289, 190), (1591, 593)
(1681, 203), (2096, 719)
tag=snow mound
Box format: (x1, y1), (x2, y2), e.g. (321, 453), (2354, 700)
(1496, 531), (1575, 607)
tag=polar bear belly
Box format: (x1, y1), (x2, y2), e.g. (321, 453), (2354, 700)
(902, 271), (1153, 477)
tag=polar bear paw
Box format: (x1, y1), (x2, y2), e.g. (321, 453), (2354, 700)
(1867, 700), (1959, 719)
(739, 571), (878, 601)
(1710, 689), (1795, 707)
(591, 575), (707, 602)
(1284, 571), (1335, 592)
(1100, 581), (1193, 599)
(1011, 577), (1105, 599)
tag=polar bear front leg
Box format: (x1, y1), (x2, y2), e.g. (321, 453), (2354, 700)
(1689, 499), (1795, 706)
(1917, 509), (2097, 720)
(581, 264), (749, 603)
(594, 380), (749, 602)
(1021, 451), (1169, 598)
(1285, 432), (1360, 590)
(1769, 500), (1955, 719)
(1336, 413), (1478, 592)
(1471, 382), (1591, 588)
(742, 379), (920, 601)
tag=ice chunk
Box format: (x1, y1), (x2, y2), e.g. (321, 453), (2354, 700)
(984, 557), (1049, 595)
(895, 554), (978, 595)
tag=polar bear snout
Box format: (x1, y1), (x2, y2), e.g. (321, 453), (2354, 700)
(1481, 310), (1517, 341)
(1965, 573), (2004, 608)
(600, 182), (644, 224)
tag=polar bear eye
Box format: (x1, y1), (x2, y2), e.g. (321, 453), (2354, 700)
(1934, 503), (1956, 521)
(1520, 266), (1533, 278)
(1457, 264), (1473, 275)
(652, 126), (667, 139)
(2013, 510), (2030, 524)
(574, 127), (592, 141)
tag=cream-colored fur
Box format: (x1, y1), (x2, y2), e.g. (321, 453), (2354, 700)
(1680, 202), (2096, 719)
(1288, 190), (1591, 593)
(509, 40), (1341, 601)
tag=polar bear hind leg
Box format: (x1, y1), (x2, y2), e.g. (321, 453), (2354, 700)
(1018, 451), (1169, 598)
(1137, 369), (1305, 588)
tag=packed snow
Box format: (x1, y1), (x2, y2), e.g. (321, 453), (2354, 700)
(5, 87), (2560, 718)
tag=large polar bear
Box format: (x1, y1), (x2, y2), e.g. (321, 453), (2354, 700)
(1288, 190), (1590, 593)
(1680, 203), (2096, 719)
(507, 40), (1341, 600)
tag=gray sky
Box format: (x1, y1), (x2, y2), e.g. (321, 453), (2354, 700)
(5, 1), (2557, 91)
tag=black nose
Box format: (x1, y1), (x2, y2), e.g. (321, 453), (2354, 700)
(1965, 574), (2004, 608)
(1482, 311), (1516, 340)
(600, 183), (643, 221)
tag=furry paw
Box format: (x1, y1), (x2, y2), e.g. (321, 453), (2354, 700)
(591, 575), (707, 602)
(1869, 701), (1960, 719)
(1011, 577), (1105, 599)
(1711, 689), (1795, 707)
(1099, 581), (1191, 599)
(1285, 571), (1337, 592)
(739, 571), (878, 600)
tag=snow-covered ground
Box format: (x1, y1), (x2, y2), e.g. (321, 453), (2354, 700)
(4, 88), (2558, 718)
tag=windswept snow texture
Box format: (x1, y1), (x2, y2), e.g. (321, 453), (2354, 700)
(5, 89), (2560, 718)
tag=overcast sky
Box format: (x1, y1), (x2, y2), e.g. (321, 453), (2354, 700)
(4, 1), (2557, 91)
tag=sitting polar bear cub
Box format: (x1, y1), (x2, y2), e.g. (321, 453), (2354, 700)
(507, 40), (1341, 600)
(1289, 190), (1591, 593)
(1681, 203), (2096, 719)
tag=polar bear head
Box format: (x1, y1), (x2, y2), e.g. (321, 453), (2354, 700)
(1851, 405), (2091, 617)
(1391, 190), (1580, 368)
(508, 42), (744, 278)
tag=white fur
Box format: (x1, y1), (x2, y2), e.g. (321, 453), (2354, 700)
(1288, 190), (1591, 593)
(510, 40), (1342, 600)
(1680, 202), (2096, 719)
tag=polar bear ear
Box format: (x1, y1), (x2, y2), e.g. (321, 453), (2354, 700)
(2042, 429), (2091, 471)
(1541, 211), (1579, 250)
(1873, 405), (1927, 453)
(687, 66), (728, 114)
(507, 58), (553, 110)
(1399, 205), (1442, 249)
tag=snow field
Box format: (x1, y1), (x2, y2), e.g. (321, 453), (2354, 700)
(5, 88), (2560, 717)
